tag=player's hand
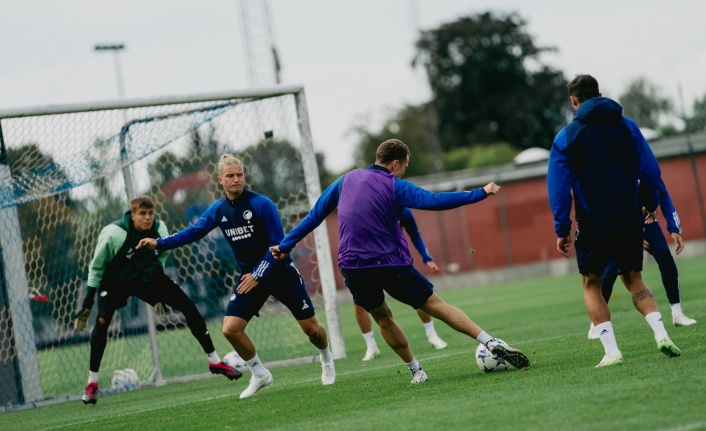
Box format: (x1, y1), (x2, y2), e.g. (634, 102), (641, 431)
(557, 235), (572, 258)
(425, 261), (440, 273)
(237, 273), (260, 294)
(269, 246), (289, 261)
(73, 307), (91, 331)
(136, 238), (158, 250)
(643, 207), (657, 224)
(154, 302), (167, 315)
(643, 240), (650, 251)
(483, 182), (501, 196)
(671, 232), (684, 255)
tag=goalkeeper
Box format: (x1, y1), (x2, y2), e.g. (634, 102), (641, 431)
(74, 196), (242, 405)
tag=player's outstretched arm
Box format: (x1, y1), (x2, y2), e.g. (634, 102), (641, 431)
(136, 238), (158, 250)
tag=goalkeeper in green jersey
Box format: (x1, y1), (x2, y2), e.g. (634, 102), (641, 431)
(73, 196), (241, 405)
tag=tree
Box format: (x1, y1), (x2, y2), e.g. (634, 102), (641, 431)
(414, 12), (569, 151)
(618, 77), (672, 130)
(685, 93), (706, 133)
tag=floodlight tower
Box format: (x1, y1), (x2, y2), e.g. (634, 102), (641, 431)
(239, 0), (281, 86)
(94, 44), (127, 98)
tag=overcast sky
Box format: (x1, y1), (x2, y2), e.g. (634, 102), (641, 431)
(1, 0), (705, 172)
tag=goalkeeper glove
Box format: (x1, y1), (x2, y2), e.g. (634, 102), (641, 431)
(154, 302), (167, 315)
(73, 308), (91, 331)
(73, 287), (96, 331)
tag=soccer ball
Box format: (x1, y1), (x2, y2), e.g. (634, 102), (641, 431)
(475, 341), (509, 373)
(110, 368), (139, 390)
(223, 351), (245, 368)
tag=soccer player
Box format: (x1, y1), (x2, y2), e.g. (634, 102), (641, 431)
(357, 207), (447, 362)
(136, 154), (335, 399)
(548, 74), (681, 368)
(588, 177), (697, 338)
(270, 139), (530, 384)
(73, 196), (241, 405)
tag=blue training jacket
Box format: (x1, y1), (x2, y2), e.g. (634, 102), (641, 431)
(278, 164), (488, 268)
(548, 97), (661, 237)
(400, 207), (433, 263)
(657, 177), (681, 234)
(157, 190), (290, 280)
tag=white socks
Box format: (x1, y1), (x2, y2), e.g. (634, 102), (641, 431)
(319, 346), (334, 365)
(362, 331), (377, 349)
(88, 371), (100, 384)
(423, 321), (437, 338)
(670, 303), (683, 318)
(405, 358), (421, 372)
(475, 331), (493, 346)
(206, 351), (221, 365)
(595, 321), (620, 355)
(245, 354), (269, 378)
(645, 312), (669, 340)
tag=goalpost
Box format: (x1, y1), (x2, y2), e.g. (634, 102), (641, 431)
(0, 85), (344, 409)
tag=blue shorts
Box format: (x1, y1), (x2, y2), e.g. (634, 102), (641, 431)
(225, 263), (315, 321)
(575, 226), (644, 276)
(340, 265), (433, 311)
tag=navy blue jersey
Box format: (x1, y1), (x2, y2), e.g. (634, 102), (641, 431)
(157, 190), (291, 280)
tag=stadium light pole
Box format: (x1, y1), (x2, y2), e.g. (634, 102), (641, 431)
(94, 44), (126, 99)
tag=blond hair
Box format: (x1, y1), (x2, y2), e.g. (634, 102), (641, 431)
(218, 154), (244, 175)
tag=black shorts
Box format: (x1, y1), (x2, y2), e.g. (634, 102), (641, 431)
(575, 226), (644, 276)
(225, 262), (315, 321)
(340, 265), (433, 311)
(96, 271), (187, 318)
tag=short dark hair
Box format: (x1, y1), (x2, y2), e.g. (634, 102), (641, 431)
(567, 74), (600, 103)
(375, 139), (410, 164)
(130, 196), (155, 213)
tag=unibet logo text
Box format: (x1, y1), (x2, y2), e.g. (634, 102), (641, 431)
(225, 225), (255, 241)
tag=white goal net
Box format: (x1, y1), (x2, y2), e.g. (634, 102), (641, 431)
(0, 85), (343, 408)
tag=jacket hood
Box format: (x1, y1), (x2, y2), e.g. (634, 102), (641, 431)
(574, 97), (623, 126)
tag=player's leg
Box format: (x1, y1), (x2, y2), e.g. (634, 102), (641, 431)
(416, 309), (447, 349)
(83, 284), (122, 404)
(275, 265), (335, 385)
(644, 223), (696, 326)
(418, 293), (529, 369)
(395, 266), (529, 371)
(621, 269), (681, 357)
(589, 258), (620, 339)
(222, 285), (273, 398)
(343, 267), (426, 383)
(355, 303), (380, 360)
(148, 273), (241, 380)
(576, 228), (623, 367)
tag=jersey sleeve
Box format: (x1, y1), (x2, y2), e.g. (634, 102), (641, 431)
(400, 208), (433, 263)
(278, 175), (343, 254)
(628, 119), (661, 213)
(86, 225), (125, 288)
(394, 179), (487, 210)
(157, 200), (219, 251)
(547, 128), (575, 238)
(657, 178), (681, 234)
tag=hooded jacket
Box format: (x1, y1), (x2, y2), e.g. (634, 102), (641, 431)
(548, 97), (661, 237)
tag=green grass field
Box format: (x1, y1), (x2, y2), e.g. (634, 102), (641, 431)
(3, 256), (705, 431)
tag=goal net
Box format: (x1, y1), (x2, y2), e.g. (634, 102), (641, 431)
(0, 85), (343, 408)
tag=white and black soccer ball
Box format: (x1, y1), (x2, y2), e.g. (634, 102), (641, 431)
(223, 351), (245, 369)
(475, 341), (509, 373)
(110, 368), (139, 390)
